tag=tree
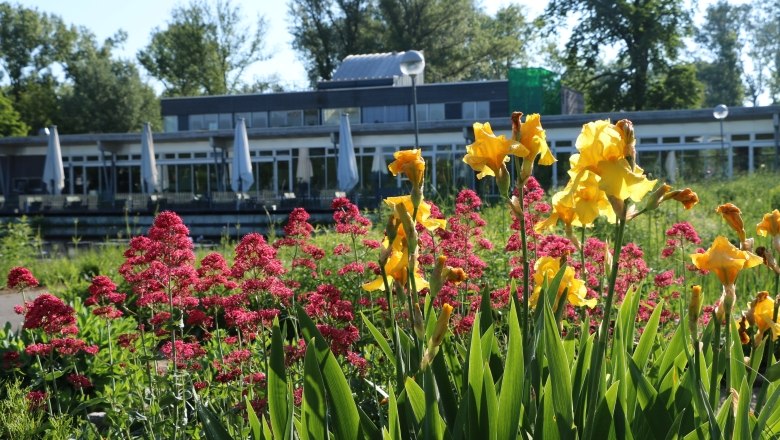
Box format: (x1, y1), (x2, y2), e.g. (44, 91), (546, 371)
(545, 0), (694, 111)
(289, 0), (531, 84)
(61, 32), (160, 133)
(646, 62), (703, 109)
(694, 1), (747, 107)
(0, 92), (28, 137)
(288, 0), (379, 84)
(745, 0), (780, 104)
(138, 0), (268, 96)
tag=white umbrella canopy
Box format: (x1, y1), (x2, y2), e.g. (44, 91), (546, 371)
(337, 113), (359, 193)
(42, 125), (65, 195)
(140, 122), (158, 194)
(231, 118), (254, 193)
(371, 147), (387, 174)
(296, 147), (313, 184)
(665, 150), (678, 184)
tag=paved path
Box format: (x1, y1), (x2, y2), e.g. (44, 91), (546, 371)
(0, 288), (44, 331)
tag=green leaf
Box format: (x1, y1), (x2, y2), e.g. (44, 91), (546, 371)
(302, 340), (328, 440)
(197, 403), (234, 440)
(662, 409), (686, 440)
(483, 362), (498, 440)
(297, 306), (362, 439)
(497, 298), (524, 440)
(735, 378), (751, 440)
(753, 381), (780, 439)
(432, 345), (459, 427)
(387, 385), (401, 440)
(362, 313), (397, 370)
(404, 376), (426, 431)
(543, 298), (575, 438)
(268, 317), (291, 440)
(632, 299), (664, 371)
(729, 319), (747, 390)
(466, 313), (484, 439)
(245, 395), (263, 440)
(423, 367), (445, 440)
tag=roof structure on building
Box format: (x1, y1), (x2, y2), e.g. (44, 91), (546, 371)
(318, 51), (424, 90)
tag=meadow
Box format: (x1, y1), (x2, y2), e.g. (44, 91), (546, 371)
(1, 115), (780, 439)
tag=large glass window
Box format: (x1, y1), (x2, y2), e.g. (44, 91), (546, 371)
(163, 116), (178, 132)
(270, 110), (303, 127)
(362, 106), (408, 123)
(252, 112), (268, 128)
(304, 109), (319, 126)
(419, 103), (445, 122)
(322, 108), (360, 125)
(218, 113), (232, 129)
(462, 101), (490, 120)
(188, 114), (204, 131)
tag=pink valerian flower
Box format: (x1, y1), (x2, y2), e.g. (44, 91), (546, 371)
(26, 391), (47, 410)
(662, 222), (702, 258)
(119, 212), (197, 310)
(67, 373), (93, 390)
(316, 323), (359, 355)
(536, 235), (577, 259)
(7, 267), (39, 290)
(21, 293), (77, 335)
(284, 339), (307, 367)
(185, 309), (213, 328)
(614, 243), (650, 303)
(338, 262), (365, 276)
(50, 337), (99, 356)
(332, 197), (372, 236)
(303, 284), (354, 322)
(301, 244), (325, 260)
(194, 381), (208, 391)
(346, 351), (369, 376)
(333, 243), (351, 256)
(2, 351), (21, 369)
(490, 286), (511, 309)
(117, 333), (138, 351)
(160, 340), (206, 369)
(653, 270), (682, 288)
(196, 252), (238, 292)
(362, 239), (381, 249)
(282, 207), (314, 240)
(232, 233), (286, 278)
(294, 387), (303, 406)
(243, 372), (267, 385)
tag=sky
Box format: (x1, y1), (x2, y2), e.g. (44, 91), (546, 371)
(22, 0), (747, 95)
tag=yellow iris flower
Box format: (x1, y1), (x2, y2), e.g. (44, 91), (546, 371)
(535, 170), (615, 233)
(757, 209), (780, 237)
(388, 148), (425, 188)
(464, 122), (525, 179)
(570, 119), (656, 203)
(716, 203), (746, 243)
(529, 256), (596, 310)
(690, 236), (762, 286)
(384, 195), (446, 234)
(512, 112), (556, 181)
(362, 245), (429, 292)
(745, 291), (780, 342)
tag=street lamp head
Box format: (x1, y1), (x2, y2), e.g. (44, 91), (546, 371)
(713, 104), (729, 120)
(400, 50), (425, 77)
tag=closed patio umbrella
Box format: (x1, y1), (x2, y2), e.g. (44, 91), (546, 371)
(42, 125), (65, 195)
(296, 147), (313, 184)
(140, 122), (158, 193)
(337, 113), (359, 193)
(231, 118), (254, 193)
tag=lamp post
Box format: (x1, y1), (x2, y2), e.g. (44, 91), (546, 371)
(713, 104), (729, 179)
(400, 50), (425, 148)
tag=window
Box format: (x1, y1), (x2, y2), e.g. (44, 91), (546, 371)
(418, 103), (445, 122)
(163, 116), (178, 132)
(462, 101), (489, 120)
(270, 110), (303, 127)
(218, 113), (232, 129)
(252, 112), (268, 128)
(322, 108), (360, 125)
(362, 105), (408, 123)
(203, 114), (218, 130)
(188, 114), (204, 131)
(304, 109), (319, 126)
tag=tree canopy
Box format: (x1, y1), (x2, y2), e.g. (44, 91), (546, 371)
(288, 0), (531, 84)
(138, 0), (268, 96)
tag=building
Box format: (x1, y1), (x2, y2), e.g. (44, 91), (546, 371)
(0, 52), (778, 238)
